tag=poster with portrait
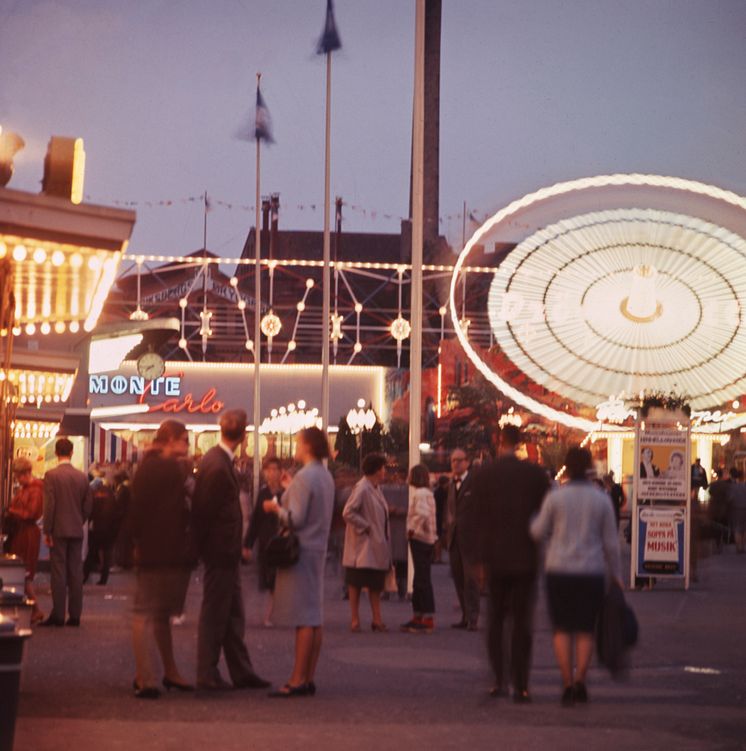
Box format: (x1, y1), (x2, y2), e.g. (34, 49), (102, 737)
(637, 427), (689, 502)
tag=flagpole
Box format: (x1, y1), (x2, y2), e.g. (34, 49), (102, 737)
(253, 72), (263, 503)
(409, 0), (425, 471)
(320, 50), (332, 436)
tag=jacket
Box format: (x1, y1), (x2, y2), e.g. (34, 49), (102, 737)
(43, 462), (92, 538)
(342, 476), (391, 570)
(191, 445), (243, 568)
(407, 487), (437, 545)
(129, 449), (190, 568)
(445, 470), (479, 556)
(472, 454), (549, 573)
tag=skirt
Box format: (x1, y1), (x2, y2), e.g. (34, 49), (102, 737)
(273, 548), (326, 627)
(133, 566), (191, 618)
(546, 573), (605, 633)
(345, 566), (387, 592)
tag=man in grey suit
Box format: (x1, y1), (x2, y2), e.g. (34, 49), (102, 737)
(446, 448), (481, 630)
(191, 409), (269, 693)
(41, 437), (92, 627)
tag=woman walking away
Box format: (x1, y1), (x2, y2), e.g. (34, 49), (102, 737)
(242, 456), (282, 627)
(263, 427), (335, 697)
(530, 446), (622, 707)
(401, 464), (437, 633)
(129, 420), (193, 699)
(6, 458), (45, 624)
(342, 453), (391, 632)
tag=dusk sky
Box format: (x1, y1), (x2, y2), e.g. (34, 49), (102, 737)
(2, 0), (745, 258)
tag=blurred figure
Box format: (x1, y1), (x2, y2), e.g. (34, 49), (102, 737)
(446, 448), (480, 631)
(401, 464), (437, 634)
(84, 469), (123, 585)
(242, 457), (282, 627)
(263, 427), (335, 697)
(730, 468), (746, 553)
(530, 446), (622, 707)
(192, 409), (269, 693)
(381, 471), (409, 600)
(113, 468), (135, 570)
(129, 420), (193, 698)
(691, 458), (709, 492)
(433, 474), (449, 563)
(472, 425), (549, 702)
(707, 468), (731, 552)
(41, 438), (93, 627)
(602, 473), (625, 528)
(342, 453), (391, 632)
(6, 457), (45, 624)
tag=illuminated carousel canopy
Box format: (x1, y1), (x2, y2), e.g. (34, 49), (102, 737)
(451, 175), (746, 432)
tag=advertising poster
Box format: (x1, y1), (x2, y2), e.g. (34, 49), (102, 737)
(637, 507), (686, 576)
(637, 428), (689, 501)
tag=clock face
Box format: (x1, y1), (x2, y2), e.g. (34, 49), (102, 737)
(137, 352), (165, 380)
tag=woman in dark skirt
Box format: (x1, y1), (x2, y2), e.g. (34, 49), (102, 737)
(242, 456), (282, 626)
(531, 446), (622, 706)
(342, 454), (391, 632)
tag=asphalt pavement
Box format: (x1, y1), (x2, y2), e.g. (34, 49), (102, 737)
(11, 543), (746, 751)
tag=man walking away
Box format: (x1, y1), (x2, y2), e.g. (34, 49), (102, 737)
(472, 425), (549, 702)
(445, 448), (480, 631)
(192, 409), (270, 692)
(41, 438), (92, 627)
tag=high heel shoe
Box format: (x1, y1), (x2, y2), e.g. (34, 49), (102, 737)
(268, 683), (309, 698)
(132, 680), (160, 699)
(371, 622), (388, 632)
(163, 677), (194, 692)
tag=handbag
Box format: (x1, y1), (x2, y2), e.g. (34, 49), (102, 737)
(264, 512), (300, 569)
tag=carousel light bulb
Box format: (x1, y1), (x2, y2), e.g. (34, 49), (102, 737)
(0, 242), (6, 258)
(439, 306), (447, 317)
(54, 321), (66, 334)
(179, 298), (188, 309)
(178, 338), (187, 349)
(88, 256), (101, 270)
(288, 340), (296, 351)
(357, 398), (366, 409)
(733, 400), (740, 409)
(51, 250), (65, 267)
(298, 400), (306, 410)
(11, 327), (20, 336)
(354, 303), (363, 313)
(296, 302), (305, 312)
(245, 339), (254, 351)
(25, 323), (36, 335)
(40, 322), (51, 335)
(305, 278), (315, 289)
(353, 342), (362, 353)
(230, 276), (238, 287)
(70, 253), (83, 269)
(33, 248), (47, 264)
(12, 245), (27, 262)
(238, 300), (246, 311)
(69, 321), (80, 333)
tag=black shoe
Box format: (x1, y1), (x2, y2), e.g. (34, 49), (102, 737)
(268, 683), (309, 698)
(163, 677), (194, 692)
(451, 620), (468, 629)
(561, 686), (575, 707)
(573, 681), (588, 703)
(65, 617), (80, 627)
(513, 690), (531, 704)
(96, 580), (108, 586)
(39, 616), (64, 627)
(488, 685), (507, 698)
(133, 684), (160, 699)
(307, 681), (316, 696)
(233, 673), (271, 690)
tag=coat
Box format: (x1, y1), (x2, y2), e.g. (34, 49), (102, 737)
(43, 462), (92, 538)
(342, 476), (391, 570)
(191, 445), (243, 568)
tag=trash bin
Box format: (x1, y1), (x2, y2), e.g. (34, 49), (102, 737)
(0, 624), (30, 751)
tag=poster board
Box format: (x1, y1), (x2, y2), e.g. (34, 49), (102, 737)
(631, 420), (690, 587)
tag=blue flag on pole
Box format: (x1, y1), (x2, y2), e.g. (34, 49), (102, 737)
(316, 0), (342, 55)
(254, 85), (274, 143)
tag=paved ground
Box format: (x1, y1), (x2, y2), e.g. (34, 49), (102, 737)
(11, 544), (746, 751)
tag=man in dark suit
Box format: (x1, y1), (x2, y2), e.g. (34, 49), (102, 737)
(446, 448), (481, 630)
(472, 425), (549, 702)
(192, 409), (269, 692)
(41, 437), (92, 627)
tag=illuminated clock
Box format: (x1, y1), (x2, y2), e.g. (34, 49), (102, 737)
(136, 351), (165, 381)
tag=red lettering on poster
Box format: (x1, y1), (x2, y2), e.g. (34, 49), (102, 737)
(137, 372), (224, 415)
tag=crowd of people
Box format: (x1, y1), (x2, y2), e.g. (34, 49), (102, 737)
(2, 411), (744, 706)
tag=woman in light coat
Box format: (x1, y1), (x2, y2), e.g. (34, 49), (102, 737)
(263, 427), (335, 697)
(342, 453), (390, 632)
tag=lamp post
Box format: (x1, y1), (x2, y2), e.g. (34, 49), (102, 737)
(258, 400), (320, 459)
(346, 398), (377, 471)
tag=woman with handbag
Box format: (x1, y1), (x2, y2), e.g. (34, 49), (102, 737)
(342, 453), (391, 633)
(530, 446), (622, 707)
(262, 427), (335, 698)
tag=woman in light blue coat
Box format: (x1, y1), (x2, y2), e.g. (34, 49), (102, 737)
(263, 427), (335, 698)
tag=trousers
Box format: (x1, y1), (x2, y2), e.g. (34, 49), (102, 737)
(487, 570), (537, 693)
(409, 539), (435, 614)
(50, 536), (84, 621)
(449, 541), (481, 626)
(197, 563), (256, 685)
